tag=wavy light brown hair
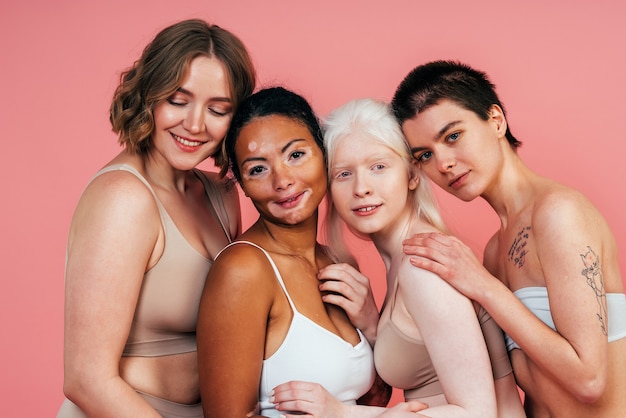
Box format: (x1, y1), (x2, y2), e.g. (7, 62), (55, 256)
(109, 19), (256, 166)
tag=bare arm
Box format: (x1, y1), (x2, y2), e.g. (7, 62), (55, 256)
(402, 195), (613, 402)
(271, 380), (427, 418)
(398, 261), (497, 417)
(197, 245), (276, 418)
(62, 172), (162, 417)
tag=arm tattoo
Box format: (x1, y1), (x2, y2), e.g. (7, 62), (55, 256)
(580, 246), (608, 336)
(508, 226), (531, 268)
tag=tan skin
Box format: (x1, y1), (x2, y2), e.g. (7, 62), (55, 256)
(197, 114), (427, 418)
(62, 56), (240, 417)
(197, 115), (358, 417)
(401, 99), (626, 417)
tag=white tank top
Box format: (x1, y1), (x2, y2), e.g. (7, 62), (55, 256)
(221, 241), (375, 417)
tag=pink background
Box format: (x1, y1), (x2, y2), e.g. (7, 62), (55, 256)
(2, 0), (625, 414)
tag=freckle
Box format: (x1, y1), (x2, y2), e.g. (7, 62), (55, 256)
(248, 141), (258, 152)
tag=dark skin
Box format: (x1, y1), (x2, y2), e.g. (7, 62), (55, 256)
(197, 115), (395, 417)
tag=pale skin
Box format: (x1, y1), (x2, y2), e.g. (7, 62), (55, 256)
(401, 99), (626, 417)
(62, 56), (240, 417)
(304, 135), (524, 417)
(197, 114), (426, 418)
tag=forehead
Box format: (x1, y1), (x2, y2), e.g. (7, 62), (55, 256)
(402, 100), (472, 141)
(236, 115), (314, 154)
(332, 134), (400, 163)
(179, 55), (230, 96)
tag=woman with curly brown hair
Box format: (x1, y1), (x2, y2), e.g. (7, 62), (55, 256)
(57, 19), (255, 418)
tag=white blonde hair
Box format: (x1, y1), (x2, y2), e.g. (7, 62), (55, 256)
(322, 98), (447, 265)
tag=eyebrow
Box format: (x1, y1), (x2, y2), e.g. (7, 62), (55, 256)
(410, 120), (462, 154)
(241, 138), (307, 165)
(175, 87), (231, 103)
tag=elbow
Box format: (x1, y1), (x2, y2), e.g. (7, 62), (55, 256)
(572, 374), (606, 404)
(63, 373), (86, 405)
(62, 363), (101, 406)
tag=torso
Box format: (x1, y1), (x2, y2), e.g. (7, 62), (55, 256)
(223, 239), (374, 417)
(104, 156), (236, 404)
(484, 177), (626, 417)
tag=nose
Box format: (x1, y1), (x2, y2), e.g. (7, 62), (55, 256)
(273, 164), (294, 190)
(182, 105), (205, 134)
(437, 151), (456, 173)
(353, 173), (372, 197)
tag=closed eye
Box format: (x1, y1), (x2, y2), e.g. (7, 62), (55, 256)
(167, 99), (187, 107)
(209, 107), (230, 117)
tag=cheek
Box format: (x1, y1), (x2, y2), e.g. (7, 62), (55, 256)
(207, 116), (232, 140)
(153, 106), (177, 128)
(330, 183), (350, 211)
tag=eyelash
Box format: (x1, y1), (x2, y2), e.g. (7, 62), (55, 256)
(166, 99), (230, 116)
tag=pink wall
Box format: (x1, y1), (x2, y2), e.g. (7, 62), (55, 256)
(1, 1), (624, 414)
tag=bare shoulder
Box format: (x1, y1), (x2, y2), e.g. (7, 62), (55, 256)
(483, 232), (500, 275)
(208, 242), (278, 290)
(398, 254), (454, 295)
(72, 166), (159, 229)
(531, 182), (609, 237)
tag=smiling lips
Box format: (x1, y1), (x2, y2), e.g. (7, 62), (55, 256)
(448, 172), (468, 189)
(275, 192), (305, 208)
(353, 204), (381, 215)
(172, 133), (206, 147)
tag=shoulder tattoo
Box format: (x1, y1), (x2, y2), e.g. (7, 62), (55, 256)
(508, 226), (531, 268)
(580, 246), (608, 336)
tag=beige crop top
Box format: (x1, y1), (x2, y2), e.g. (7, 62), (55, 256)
(374, 276), (512, 400)
(89, 164), (232, 357)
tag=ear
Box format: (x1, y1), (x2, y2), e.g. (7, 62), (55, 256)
(489, 104), (508, 137)
(408, 160), (420, 191)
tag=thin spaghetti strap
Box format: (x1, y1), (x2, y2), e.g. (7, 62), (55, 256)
(216, 241), (298, 313)
(193, 169), (232, 243)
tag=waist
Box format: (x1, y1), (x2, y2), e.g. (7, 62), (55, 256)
(123, 334), (196, 357)
(120, 352), (200, 404)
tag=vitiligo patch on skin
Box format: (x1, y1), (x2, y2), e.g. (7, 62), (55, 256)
(247, 141), (258, 152)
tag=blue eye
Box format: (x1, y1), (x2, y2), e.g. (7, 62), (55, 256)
(448, 132), (460, 142)
(417, 151), (433, 163)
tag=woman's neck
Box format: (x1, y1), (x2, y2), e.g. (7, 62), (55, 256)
(250, 214), (320, 260)
(481, 151), (544, 229)
(370, 205), (417, 269)
(141, 149), (190, 192)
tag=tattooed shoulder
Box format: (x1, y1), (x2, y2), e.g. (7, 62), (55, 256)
(508, 226), (531, 268)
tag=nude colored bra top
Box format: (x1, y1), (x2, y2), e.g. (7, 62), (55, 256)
(217, 241), (375, 418)
(88, 164), (232, 357)
(505, 286), (626, 351)
(374, 275), (512, 400)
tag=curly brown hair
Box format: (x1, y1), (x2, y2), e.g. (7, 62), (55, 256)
(109, 19), (256, 167)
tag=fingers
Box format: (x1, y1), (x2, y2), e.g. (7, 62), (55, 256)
(404, 400), (429, 412)
(318, 263), (369, 286)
